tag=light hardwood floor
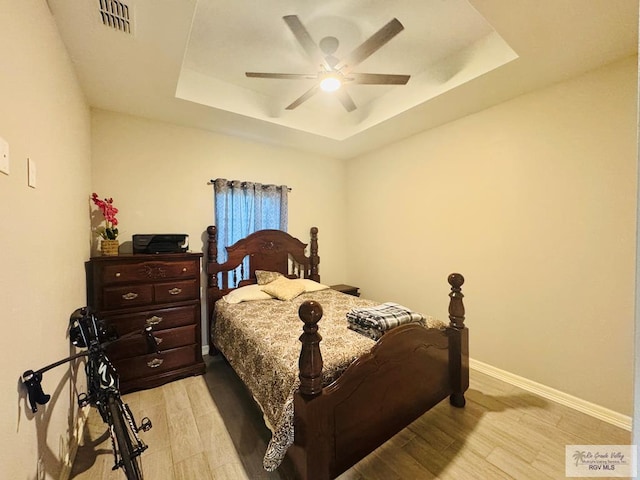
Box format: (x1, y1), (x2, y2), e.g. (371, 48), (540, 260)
(70, 355), (631, 480)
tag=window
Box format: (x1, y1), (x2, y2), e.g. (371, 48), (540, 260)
(213, 178), (288, 286)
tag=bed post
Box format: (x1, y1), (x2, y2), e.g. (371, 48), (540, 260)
(447, 273), (469, 407)
(206, 225), (219, 352)
(290, 300), (331, 480)
(206, 225), (218, 289)
(309, 227), (320, 282)
(298, 300), (323, 395)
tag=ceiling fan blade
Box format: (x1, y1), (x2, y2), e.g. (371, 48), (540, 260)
(335, 18), (405, 72)
(349, 73), (410, 85)
(335, 89), (357, 112)
(283, 15), (331, 70)
(286, 84), (320, 110)
(246, 72), (316, 80)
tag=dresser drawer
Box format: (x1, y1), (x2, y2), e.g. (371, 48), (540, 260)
(114, 345), (200, 383)
(100, 259), (199, 285)
(103, 304), (199, 336)
(108, 324), (197, 361)
(154, 279), (198, 303)
(103, 284), (154, 309)
(100, 280), (197, 311)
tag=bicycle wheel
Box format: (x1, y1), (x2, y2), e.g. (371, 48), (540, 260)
(107, 395), (144, 480)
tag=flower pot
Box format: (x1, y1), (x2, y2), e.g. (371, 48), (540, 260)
(101, 239), (120, 256)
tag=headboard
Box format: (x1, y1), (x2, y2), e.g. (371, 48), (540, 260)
(205, 225), (320, 303)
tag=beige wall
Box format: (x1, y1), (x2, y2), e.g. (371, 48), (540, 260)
(90, 109), (349, 344)
(0, 1), (92, 478)
(346, 56), (638, 416)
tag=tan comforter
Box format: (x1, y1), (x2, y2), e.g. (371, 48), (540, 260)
(213, 289), (378, 469)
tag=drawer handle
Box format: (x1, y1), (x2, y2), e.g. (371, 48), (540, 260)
(154, 336), (163, 345)
(115, 272), (121, 277)
(168, 287), (182, 295)
(145, 316), (163, 326)
(147, 358), (164, 369)
(182, 267), (187, 272)
(122, 292), (138, 300)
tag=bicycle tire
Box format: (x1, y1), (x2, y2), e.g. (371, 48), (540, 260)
(107, 395), (144, 480)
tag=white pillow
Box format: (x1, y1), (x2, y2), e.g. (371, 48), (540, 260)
(294, 278), (330, 293)
(261, 276), (306, 301)
(222, 284), (272, 304)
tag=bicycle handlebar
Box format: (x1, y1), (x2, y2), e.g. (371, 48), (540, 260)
(22, 370), (51, 413)
(22, 307), (160, 414)
(144, 326), (159, 355)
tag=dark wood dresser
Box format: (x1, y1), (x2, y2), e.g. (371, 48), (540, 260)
(86, 253), (206, 393)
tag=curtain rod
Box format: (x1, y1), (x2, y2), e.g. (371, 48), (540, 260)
(209, 179), (292, 192)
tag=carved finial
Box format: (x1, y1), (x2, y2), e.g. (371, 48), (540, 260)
(448, 273), (464, 289)
(448, 273), (465, 329)
(298, 300), (323, 396)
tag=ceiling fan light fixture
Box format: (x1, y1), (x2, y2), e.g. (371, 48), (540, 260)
(246, 16), (409, 111)
(320, 76), (341, 92)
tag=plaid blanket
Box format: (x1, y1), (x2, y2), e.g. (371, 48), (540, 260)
(346, 302), (425, 340)
(347, 322), (384, 340)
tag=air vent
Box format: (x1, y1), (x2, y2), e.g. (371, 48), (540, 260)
(98, 0), (132, 34)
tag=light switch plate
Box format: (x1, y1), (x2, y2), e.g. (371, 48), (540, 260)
(0, 137), (9, 175)
(28, 158), (36, 188)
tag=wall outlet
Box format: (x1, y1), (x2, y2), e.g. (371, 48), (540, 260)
(0, 137), (9, 175)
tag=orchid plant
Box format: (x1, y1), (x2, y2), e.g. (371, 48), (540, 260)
(91, 193), (119, 240)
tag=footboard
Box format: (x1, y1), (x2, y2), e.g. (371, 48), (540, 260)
(288, 274), (468, 480)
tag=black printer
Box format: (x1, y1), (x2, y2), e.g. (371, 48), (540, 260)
(132, 234), (189, 254)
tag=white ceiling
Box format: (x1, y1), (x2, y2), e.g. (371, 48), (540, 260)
(48, 0), (638, 159)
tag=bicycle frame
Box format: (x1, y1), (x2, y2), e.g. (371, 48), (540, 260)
(80, 343), (151, 471)
(22, 307), (155, 477)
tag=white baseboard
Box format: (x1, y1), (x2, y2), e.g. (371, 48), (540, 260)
(469, 358), (632, 431)
(59, 404), (91, 480)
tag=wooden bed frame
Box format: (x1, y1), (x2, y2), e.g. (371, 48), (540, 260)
(205, 226), (469, 480)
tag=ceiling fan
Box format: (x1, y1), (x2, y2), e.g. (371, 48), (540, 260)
(245, 15), (410, 112)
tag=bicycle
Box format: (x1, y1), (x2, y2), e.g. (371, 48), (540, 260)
(22, 307), (157, 480)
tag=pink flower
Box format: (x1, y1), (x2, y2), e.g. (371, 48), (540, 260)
(91, 193), (120, 240)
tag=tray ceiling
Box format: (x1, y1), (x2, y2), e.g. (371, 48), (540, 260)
(47, 0), (638, 158)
